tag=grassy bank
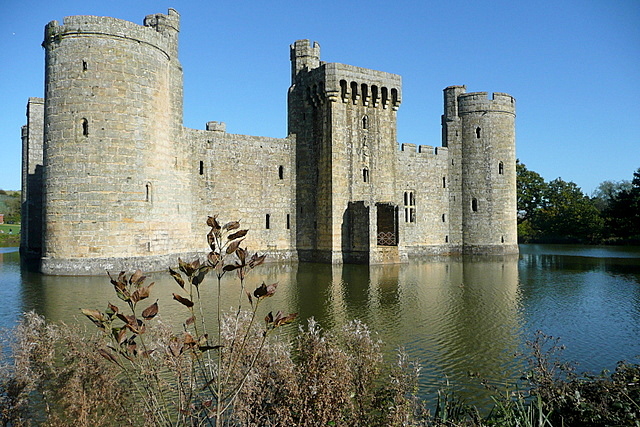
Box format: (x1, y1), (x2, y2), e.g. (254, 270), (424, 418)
(0, 224), (20, 247)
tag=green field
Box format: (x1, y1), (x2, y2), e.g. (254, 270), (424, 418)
(0, 223), (20, 247)
(0, 223), (20, 232)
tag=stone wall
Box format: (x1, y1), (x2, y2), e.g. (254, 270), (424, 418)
(396, 144), (454, 255)
(20, 97), (44, 256)
(21, 12), (518, 275)
(184, 125), (297, 261)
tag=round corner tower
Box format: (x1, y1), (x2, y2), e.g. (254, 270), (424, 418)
(41, 9), (188, 274)
(456, 91), (518, 255)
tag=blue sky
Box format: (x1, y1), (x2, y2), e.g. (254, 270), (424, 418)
(1, 0), (638, 195)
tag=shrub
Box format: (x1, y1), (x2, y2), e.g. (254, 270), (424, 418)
(3, 217), (637, 426)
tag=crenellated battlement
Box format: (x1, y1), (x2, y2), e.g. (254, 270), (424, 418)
(206, 121), (226, 132)
(398, 143), (448, 156)
(144, 8), (180, 34)
(44, 9), (180, 60)
(458, 91), (515, 115)
(290, 39), (321, 79)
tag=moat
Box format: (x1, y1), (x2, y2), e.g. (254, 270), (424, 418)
(1, 244), (639, 408)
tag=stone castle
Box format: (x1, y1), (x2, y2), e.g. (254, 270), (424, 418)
(21, 9), (518, 275)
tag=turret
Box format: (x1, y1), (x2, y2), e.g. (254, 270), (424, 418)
(40, 10), (188, 274)
(457, 91), (518, 254)
(290, 39), (320, 81)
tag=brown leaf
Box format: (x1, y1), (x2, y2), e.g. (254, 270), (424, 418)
(245, 289), (253, 305)
(178, 257), (198, 276)
(185, 315), (195, 326)
(222, 221), (240, 231)
(207, 251), (221, 267)
(207, 216), (221, 230)
(81, 308), (106, 329)
(236, 247), (247, 263)
(126, 319), (146, 335)
(223, 263), (241, 272)
(131, 289), (141, 304)
(172, 293), (194, 308)
(81, 308), (104, 321)
(109, 275), (130, 302)
(129, 270), (146, 286)
(117, 271), (126, 283)
(169, 267), (185, 288)
(192, 266), (210, 287)
(226, 238), (244, 255)
(248, 253), (267, 269)
(274, 312), (298, 327)
(253, 282), (278, 299)
(98, 348), (120, 365)
(116, 312), (135, 325)
(183, 332), (197, 347)
(116, 328), (127, 345)
(142, 301), (158, 320)
(207, 231), (216, 251)
(137, 282), (154, 301)
(107, 302), (119, 315)
(227, 229), (248, 241)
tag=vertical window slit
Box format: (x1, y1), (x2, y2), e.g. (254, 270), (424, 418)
(265, 214), (270, 230)
(81, 118), (89, 136)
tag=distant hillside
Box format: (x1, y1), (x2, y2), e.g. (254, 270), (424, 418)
(0, 191), (21, 223)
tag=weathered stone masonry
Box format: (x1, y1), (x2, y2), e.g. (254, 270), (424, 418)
(21, 9), (518, 275)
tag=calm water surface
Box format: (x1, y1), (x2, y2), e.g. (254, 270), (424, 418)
(1, 244), (639, 408)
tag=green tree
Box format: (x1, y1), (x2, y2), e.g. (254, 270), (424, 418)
(532, 178), (603, 243)
(591, 179), (632, 212)
(516, 160), (547, 242)
(517, 160), (546, 223)
(4, 195), (21, 224)
(603, 168), (640, 241)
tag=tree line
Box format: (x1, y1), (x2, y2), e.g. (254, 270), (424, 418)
(0, 190), (21, 224)
(517, 161), (640, 244)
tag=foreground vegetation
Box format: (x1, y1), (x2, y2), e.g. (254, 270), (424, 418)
(1, 216), (638, 426)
